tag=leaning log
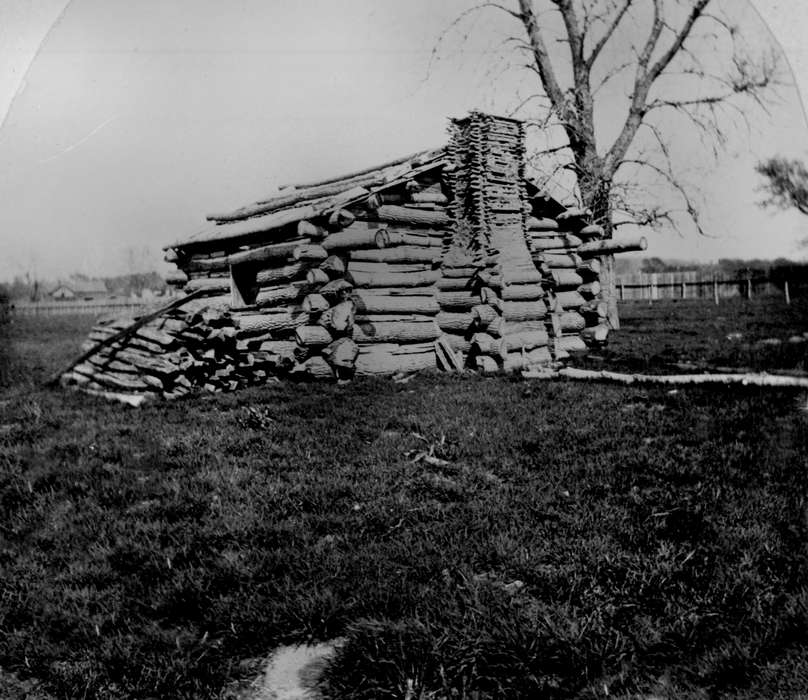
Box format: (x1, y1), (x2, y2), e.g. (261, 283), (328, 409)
(577, 236), (647, 256)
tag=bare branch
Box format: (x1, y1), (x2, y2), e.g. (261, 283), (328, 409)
(585, 0), (634, 70)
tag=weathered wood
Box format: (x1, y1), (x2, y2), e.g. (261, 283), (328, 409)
(578, 224), (604, 238)
(436, 276), (473, 291)
(556, 335), (588, 354)
(349, 246), (441, 264)
(352, 290), (440, 315)
(352, 319), (440, 344)
(166, 270), (188, 286)
(475, 355), (500, 374)
(256, 282), (311, 308)
(580, 299), (608, 319)
(577, 236), (647, 256)
(577, 258), (601, 276)
(410, 191), (448, 205)
(358, 205), (449, 228)
(324, 299), (356, 333)
(434, 335), (464, 371)
(72, 363), (163, 392)
(503, 346), (552, 371)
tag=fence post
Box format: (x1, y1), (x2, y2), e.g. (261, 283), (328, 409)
(713, 278), (719, 306)
(619, 282), (624, 301)
(785, 280), (791, 305)
(746, 277), (752, 300)
(681, 280), (686, 299)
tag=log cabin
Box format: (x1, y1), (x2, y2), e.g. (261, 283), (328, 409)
(63, 111), (645, 403)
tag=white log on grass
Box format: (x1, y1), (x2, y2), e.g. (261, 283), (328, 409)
(526, 368), (808, 388)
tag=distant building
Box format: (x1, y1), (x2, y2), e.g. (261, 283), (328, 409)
(49, 278), (108, 301)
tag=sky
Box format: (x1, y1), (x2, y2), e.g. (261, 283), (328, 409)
(1, 0), (807, 283)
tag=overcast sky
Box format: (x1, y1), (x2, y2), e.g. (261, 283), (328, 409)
(1, 0), (807, 283)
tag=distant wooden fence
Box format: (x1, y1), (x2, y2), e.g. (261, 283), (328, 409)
(10, 299), (157, 317)
(616, 271), (803, 304)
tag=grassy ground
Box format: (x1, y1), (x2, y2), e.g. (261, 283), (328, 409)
(1, 299), (807, 699)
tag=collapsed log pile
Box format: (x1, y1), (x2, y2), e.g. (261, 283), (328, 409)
(63, 111), (645, 402)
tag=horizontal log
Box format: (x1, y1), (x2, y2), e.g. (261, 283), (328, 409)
(256, 281), (312, 308)
(580, 299), (608, 319)
(359, 205), (449, 228)
(488, 320), (545, 338)
(436, 277), (474, 291)
(306, 268), (330, 285)
(349, 269), (439, 289)
(354, 347), (437, 375)
(577, 258), (601, 276)
(577, 236), (647, 256)
(503, 346), (552, 371)
(377, 230), (443, 248)
(302, 293), (330, 314)
(556, 335), (588, 354)
(549, 270), (584, 289)
(353, 320), (440, 344)
(551, 291), (586, 310)
(352, 290), (439, 315)
(470, 304), (499, 328)
(174, 206), (317, 248)
(166, 270), (188, 286)
(348, 261), (432, 274)
(502, 300), (547, 322)
(578, 224), (604, 238)
(410, 191), (448, 204)
(256, 262), (309, 286)
(184, 277), (231, 294)
(437, 311), (475, 332)
(322, 226), (384, 251)
(540, 253), (581, 269)
(298, 220), (328, 239)
(320, 299), (356, 333)
(502, 330), (549, 352)
(349, 246), (441, 264)
(441, 266), (479, 278)
(236, 309), (308, 334)
(227, 240), (304, 267)
(501, 283), (544, 301)
(437, 291), (480, 310)
(578, 281), (601, 298)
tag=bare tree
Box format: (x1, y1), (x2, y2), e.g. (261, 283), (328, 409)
(756, 157), (808, 215)
(436, 0), (780, 325)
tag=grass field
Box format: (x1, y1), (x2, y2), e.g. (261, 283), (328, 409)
(1, 297), (807, 699)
